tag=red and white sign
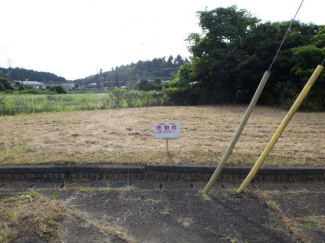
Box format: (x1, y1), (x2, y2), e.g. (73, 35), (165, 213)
(153, 122), (180, 139)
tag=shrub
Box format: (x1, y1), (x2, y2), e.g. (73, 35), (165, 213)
(0, 78), (14, 90)
(49, 85), (67, 94)
(17, 84), (25, 91)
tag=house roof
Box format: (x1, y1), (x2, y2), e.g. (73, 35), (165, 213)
(62, 82), (75, 85)
(15, 81), (43, 85)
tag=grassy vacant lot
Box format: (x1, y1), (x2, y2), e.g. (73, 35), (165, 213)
(0, 105), (324, 166)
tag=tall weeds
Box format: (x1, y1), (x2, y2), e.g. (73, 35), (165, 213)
(0, 88), (194, 116)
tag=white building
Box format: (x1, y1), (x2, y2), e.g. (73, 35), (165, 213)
(62, 82), (75, 91)
(15, 80), (45, 89)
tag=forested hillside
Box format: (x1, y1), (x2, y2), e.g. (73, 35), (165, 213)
(1, 6), (324, 111)
(0, 67), (66, 82)
(74, 55), (188, 86)
(170, 6), (325, 110)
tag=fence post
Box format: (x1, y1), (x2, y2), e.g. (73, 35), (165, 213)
(56, 96), (60, 112)
(32, 98), (35, 114)
(8, 99), (11, 116)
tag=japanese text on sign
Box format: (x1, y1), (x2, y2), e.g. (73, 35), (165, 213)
(153, 122), (180, 139)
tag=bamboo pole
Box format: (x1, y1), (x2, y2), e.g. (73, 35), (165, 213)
(237, 64), (324, 193)
(203, 0), (304, 194)
(203, 71), (270, 194)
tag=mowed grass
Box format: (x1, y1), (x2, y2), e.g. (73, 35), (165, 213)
(0, 189), (65, 242)
(0, 105), (324, 166)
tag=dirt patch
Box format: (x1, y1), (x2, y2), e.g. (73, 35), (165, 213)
(0, 105), (324, 166)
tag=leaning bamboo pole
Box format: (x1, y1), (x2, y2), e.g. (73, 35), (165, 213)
(237, 64), (324, 193)
(203, 71), (270, 193)
(202, 0), (305, 194)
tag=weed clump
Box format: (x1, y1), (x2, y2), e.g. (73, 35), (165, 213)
(0, 189), (66, 242)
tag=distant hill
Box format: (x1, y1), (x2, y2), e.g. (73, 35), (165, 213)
(73, 55), (188, 87)
(0, 67), (66, 82)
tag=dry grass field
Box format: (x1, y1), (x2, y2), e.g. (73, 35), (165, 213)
(0, 105), (324, 166)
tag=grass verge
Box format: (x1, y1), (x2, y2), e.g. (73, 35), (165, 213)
(0, 189), (65, 243)
(255, 190), (324, 242)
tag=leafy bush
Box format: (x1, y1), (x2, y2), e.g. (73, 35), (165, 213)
(154, 78), (162, 85)
(163, 87), (200, 105)
(170, 6), (325, 110)
(17, 83), (25, 91)
(138, 79), (163, 91)
(49, 85), (67, 94)
(0, 78), (14, 90)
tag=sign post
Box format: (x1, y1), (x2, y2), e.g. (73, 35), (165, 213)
(153, 123), (180, 153)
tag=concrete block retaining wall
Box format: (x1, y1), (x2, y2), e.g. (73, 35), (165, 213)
(0, 164), (324, 182)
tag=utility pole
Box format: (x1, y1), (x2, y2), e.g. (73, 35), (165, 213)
(100, 69), (103, 90)
(7, 58), (11, 68)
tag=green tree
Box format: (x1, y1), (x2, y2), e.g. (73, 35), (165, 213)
(16, 82), (26, 91)
(139, 79), (149, 90)
(172, 6), (325, 108)
(174, 55), (184, 66)
(167, 55), (174, 67)
(0, 83), (5, 91)
(49, 85), (67, 94)
(0, 67), (66, 82)
(0, 78), (14, 90)
(175, 6), (260, 103)
(154, 78), (162, 85)
(74, 55), (187, 87)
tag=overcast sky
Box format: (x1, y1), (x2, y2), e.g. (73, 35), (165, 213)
(0, 0), (324, 80)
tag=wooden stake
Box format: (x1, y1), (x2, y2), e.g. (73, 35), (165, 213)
(32, 98), (35, 114)
(56, 96), (59, 112)
(166, 139), (169, 153)
(8, 100), (11, 116)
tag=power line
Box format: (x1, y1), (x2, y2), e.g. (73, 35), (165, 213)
(268, 0), (304, 71)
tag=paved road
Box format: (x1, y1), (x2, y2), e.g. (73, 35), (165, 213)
(0, 180), (324, 243)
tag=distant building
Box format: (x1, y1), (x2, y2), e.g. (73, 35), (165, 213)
(86, 83), (98, 89)
(15, 80), (45, 89)
(78, 85), (86, 90)
(44, 83), (61, 89)
(62, 82), (75, 91)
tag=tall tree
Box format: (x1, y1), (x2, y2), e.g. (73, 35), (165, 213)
(167, 55), (174, 67)
(172, 6), (325, 108)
